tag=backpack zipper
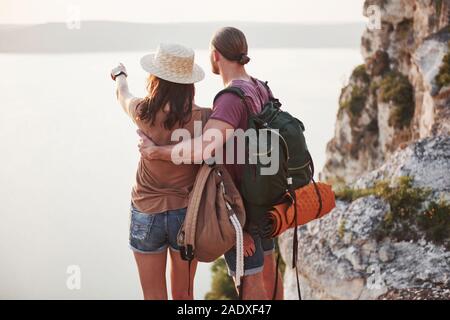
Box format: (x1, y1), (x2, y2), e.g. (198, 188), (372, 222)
(288, 160), (311, 171)
(255, 128), (290, 163)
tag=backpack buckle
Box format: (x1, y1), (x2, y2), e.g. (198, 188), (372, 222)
(180, 245), (194, 261)
(272, 99), (282, 109)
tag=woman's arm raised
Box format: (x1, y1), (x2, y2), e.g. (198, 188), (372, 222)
(111, 63), (141, 120)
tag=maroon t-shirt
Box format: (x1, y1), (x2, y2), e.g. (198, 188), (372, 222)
(210, 77), (272, 187)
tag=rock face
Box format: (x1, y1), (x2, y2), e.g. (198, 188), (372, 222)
(281, 0), (450, 300)
(352, 135), (450, 201)
(280, 136), (450, 300)
(321, 0), (450, 185)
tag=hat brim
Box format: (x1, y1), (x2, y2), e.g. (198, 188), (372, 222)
(140, 53), (205, 84)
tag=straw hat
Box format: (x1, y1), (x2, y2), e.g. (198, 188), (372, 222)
(140, 43), (205, 84)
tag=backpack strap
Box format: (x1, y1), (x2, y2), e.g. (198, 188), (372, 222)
(213, 80), (279, 115)
(180, 163), (215, 298)
(272, 242), (281, 300)
(213, 86), (253, 116)
(287, 184), (302, 300)
(258, 80), (273, 98)
(258, 80), (282, 108)
(180, 164), (214, 261)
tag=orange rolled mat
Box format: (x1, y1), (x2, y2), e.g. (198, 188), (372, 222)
(266, 182), (336, 238)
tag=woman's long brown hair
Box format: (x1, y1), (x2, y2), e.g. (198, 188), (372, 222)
(137, 75), (195, 130)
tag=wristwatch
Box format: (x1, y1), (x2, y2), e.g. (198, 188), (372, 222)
(111, 70), (127, 81)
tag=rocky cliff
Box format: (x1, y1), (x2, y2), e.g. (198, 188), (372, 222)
(321, 0), (450, 185)
(281, 0), (450, 300)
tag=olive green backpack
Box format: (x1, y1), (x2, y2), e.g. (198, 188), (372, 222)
(214, 80), (321, 300)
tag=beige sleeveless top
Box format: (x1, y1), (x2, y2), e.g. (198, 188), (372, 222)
(131, 105), (211, 214)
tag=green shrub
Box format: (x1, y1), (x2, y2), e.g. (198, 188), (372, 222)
(378, 71), (414, 129)
(339, 65), (372, 120)
(372, 177), (431, 241)
(340, 85), (369, 119)
(435, 0), (443, 17)
(335, 176), (450, 249)
(338, 219), (347, 239)
(351, 64), (370, 83)
(435, 42), (450, 90)
(370, 79), (381, 95)
(334, 185), (373, 202)
(204, 258), (238, 300)
(417, 200), (450, 247)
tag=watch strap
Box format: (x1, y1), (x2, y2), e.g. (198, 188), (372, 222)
(111, 70), (127, 81)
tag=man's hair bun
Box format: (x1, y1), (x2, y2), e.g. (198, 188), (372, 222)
(239, 54), (251, 65)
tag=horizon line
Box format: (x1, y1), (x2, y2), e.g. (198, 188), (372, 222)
(0, 19), (367, 27)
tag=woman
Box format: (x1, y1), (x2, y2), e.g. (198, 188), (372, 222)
(110, 43), (210, 300)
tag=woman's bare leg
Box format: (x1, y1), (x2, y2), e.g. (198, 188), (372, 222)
(133, 250), (168, 300)
(169, 249), (198, 300)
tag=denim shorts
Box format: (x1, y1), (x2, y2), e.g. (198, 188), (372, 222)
(224, 228), (275, 277)
(129, 203), (186, 254)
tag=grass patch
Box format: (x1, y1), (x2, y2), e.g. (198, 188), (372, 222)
(340, 86), (369, 119)
(334, 185), (374, 202)
(435, 0), (443, 17)
(204, 258), (238, 300)
(338, 219), (347, 239)
(435, 42), (450, 91)
(418, 200), (450, 246)
(378, 71), (414, 129)
(351, 64), (370, 83)
(339, 65), (372, 120)
(335, 176), (450, 249)
(370, 79), (381, 95)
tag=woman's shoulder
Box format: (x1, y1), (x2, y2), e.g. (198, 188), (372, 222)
(192, 105), (212, 119)
(192, 105), (212, 112)
(184, 106), (211, 130)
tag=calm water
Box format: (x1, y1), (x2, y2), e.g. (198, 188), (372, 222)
(0, 49), (361, 299)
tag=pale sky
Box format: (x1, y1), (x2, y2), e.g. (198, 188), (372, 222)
(0, 0), (366, 25)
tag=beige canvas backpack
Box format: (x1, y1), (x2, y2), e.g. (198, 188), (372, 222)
(177, 163), (246, 288)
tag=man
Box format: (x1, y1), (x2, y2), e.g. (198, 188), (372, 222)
(138, 27), (283, 300)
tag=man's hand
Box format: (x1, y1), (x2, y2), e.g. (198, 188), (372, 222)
(137, 129), (157, 159)
(243, 232), (256, 257)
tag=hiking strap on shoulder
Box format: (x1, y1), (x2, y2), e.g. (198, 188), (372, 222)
(213, 86), (253, 117)
(258, 80), (282, 108)
(259, 80), (274, 99)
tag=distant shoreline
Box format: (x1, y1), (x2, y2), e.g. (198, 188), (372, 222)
(0, 21), (365, 53)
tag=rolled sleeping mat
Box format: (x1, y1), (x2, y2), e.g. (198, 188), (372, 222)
(265, 182), (336, 238)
